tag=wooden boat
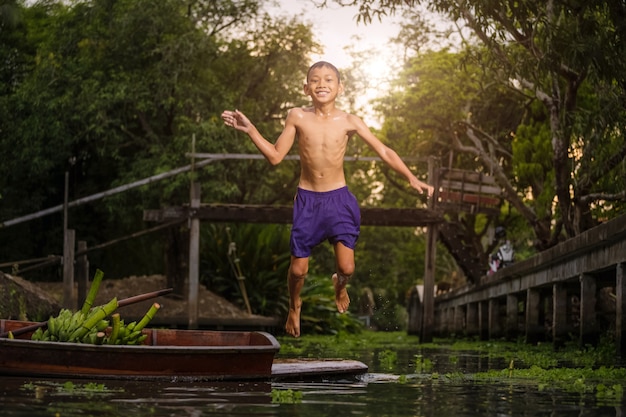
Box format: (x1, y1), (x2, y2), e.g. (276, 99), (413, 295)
(0, 319), (369, 381)
(0, 319), (280, 381)
(272, 358), (369, 381)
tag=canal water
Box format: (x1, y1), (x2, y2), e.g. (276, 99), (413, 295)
(1, 340), (624, 416)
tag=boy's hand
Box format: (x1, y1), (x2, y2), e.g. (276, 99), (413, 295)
(410, 177), (434, 197)
(221, 109), (252, 133)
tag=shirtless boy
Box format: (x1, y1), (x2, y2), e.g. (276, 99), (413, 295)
(221, 61), (433, 337)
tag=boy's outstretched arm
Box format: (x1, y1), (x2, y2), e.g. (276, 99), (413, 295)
(380, 146), (434, 196)
(349, 114), (434, 196)
(221, 109), (296, 166)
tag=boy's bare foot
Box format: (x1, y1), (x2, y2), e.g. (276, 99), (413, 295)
(285, 299), (302, 338)
(332, 273), (350, 313)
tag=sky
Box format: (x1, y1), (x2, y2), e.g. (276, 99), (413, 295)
(265, 0), (402, 69)
(264, 0), (404, 125)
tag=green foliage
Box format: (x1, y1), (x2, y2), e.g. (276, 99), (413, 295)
(200, 223), (291, 317)
(298, 276), (364, 335)
(0, 0), (319, 280)
(369, 0), (626, 251)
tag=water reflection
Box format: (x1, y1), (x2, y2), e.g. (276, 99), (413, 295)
(1, 347), (624, 417)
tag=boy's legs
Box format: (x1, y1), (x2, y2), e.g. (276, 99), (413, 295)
(333, 242), (355, 313)
(285, 256), (309, 338)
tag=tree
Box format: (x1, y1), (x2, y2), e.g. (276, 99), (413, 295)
(333, 0), (626, 251)
(0, 0), (319, 278)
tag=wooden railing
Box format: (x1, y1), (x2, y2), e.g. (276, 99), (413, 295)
(434, 214), (626, 353)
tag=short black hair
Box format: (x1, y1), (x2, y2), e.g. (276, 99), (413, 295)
(307, 61), (341, 83)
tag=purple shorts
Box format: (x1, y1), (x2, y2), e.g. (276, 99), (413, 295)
(290, 186), (361, 258)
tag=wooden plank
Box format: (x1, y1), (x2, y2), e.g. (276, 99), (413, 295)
(440, 169), (498, 185)
(144, 205), (443, 227)
(271, 359), (368, 380)
(438, 191), (501, 206)
(439, 180), (502, 196)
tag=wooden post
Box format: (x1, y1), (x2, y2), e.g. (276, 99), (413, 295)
(421, 156), (439, 343)
(454, 305), (464, 334)
(579, 273), (597, 346)
(62, 229), (75, 309)
(506, 294), (518, 340)
(552, 282), (568, 348)
(488, 298), (500, 339)
(478, 301), (489, 340)
(407, 286), (422, 335)
(62, 171), (76, 309)
(466, 302), (478, 336)
(525, 288), (541, 344)
(444, 307), (450, 335)
(616, 263), (626, 356)
(188, 181), (201, 329)
(76, 241), (89, 308)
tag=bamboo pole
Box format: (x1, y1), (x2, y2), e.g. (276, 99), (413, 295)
(1, 159), (217, 228)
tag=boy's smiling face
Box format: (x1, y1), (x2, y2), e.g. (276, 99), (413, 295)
(304, 65), (343, 104)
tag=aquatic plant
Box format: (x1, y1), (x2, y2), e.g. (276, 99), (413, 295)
(414, 354), (433, 372)
(378, 349), (398, 370)
(271, 389), (303, 404)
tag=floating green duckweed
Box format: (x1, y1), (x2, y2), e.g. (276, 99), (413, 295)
(271, 389), (303, 404)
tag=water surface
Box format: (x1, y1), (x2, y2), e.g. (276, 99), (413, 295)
(1, 344), (624, 416)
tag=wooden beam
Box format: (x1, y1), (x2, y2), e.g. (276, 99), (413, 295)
(144, 205), (443, 227)
(439, 180), (501, 196)
(439, 168), (498, 185)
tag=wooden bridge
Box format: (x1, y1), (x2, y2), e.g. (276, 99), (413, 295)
(12, 151), (623, 349)
(433, 214), (626, 353)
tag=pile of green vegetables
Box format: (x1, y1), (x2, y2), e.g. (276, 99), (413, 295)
(30, 270), (159, 345)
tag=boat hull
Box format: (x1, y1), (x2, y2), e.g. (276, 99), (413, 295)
(0, 319), (280, 381)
